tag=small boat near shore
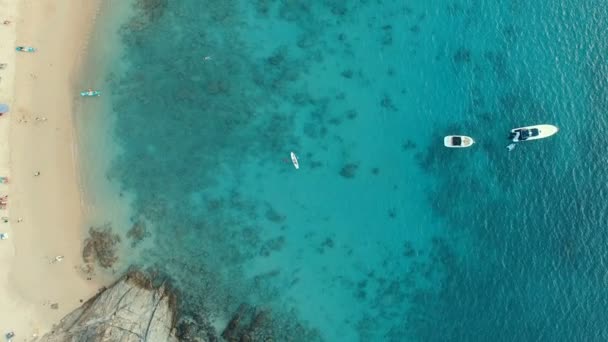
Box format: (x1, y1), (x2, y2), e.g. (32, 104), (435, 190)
(15, 46), (36, 52)
(290, 152), (299, 169)
(80, 89), (101, 97)
(509, 124), (558, 142)
(444, 135), (475, 148)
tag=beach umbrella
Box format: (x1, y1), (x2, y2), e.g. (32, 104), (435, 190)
(0, 104), (8, 114)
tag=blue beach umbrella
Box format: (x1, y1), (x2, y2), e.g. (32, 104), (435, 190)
(0, 104), (8, 114)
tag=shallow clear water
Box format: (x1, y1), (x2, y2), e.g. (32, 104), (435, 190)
(78, 0), (608, 340)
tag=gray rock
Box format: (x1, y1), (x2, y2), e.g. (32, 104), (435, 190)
(40, 271), (178, 342)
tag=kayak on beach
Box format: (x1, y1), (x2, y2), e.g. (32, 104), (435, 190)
(15, 46), (36, 52)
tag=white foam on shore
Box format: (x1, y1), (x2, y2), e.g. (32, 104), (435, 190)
(72, 0), (141, 274)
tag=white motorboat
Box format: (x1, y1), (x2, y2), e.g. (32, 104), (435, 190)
(290, 152), (299, 169)
(444, 135), (475, 148)
(509, 124), (558, 142)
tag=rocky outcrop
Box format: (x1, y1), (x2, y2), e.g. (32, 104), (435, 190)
(221, 304), (272, 342)
(40, 271), (178, 342)
(82, 224), (121, 269)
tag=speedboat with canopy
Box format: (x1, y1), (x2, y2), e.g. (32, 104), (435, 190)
(509, 124), (558, 142)
(444, 135), (475, 148)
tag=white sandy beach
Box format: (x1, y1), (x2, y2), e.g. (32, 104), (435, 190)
(0, 0), (106, 339)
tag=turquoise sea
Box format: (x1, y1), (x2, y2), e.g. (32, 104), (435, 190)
(75, 1), (608, 340)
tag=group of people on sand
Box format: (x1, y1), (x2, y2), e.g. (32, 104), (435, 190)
(0, 16), (8, 239)
(0, 23), (10, 225)
(0, 29), (9, 211)
(0, 195), (7, 209)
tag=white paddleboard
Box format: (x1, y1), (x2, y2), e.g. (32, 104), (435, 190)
(290, 152), (299, 169)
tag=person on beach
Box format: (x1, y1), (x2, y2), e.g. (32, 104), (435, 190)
(51, 255), (64, 264)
